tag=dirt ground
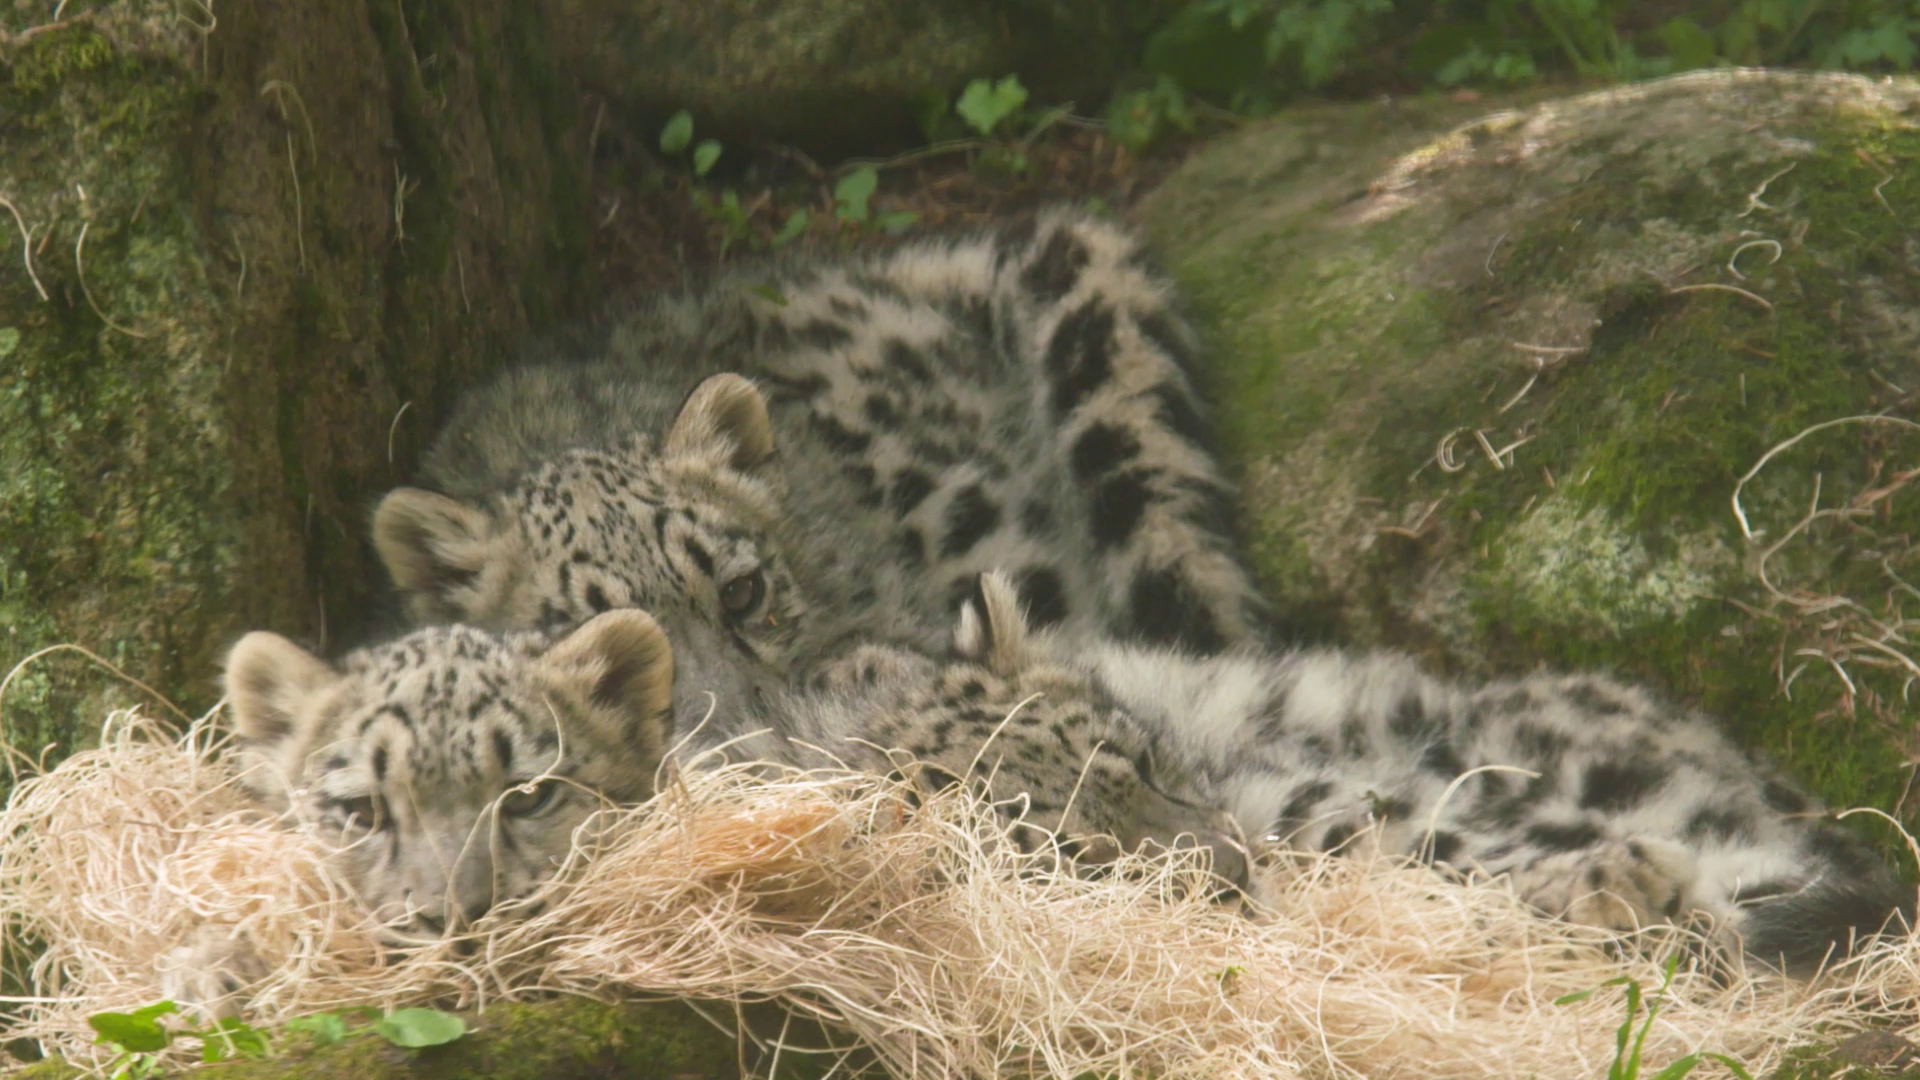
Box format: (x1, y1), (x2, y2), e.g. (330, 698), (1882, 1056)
(581, 98), (1209, 307)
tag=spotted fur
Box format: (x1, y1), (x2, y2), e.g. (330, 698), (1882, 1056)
(222, 613), (674, 934)
(217, 576), (1906, 976)
(743, 572), (1905, 969)
(766, 574), (1249, 887)
(374, 208), (1267, 744)
(1039, 604), (1910, 972)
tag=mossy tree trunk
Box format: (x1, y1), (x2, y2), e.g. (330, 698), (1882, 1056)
(0, 0), (588, 754)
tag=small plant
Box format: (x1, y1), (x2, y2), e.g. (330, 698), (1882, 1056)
(89, 1001), (268, 1079)
(1554, 955), (1754, 1080)
(1107, 75), (1196, 153)
(769, 208), (811, 248)
(368, 1007), (468, 1048)
(87, 1000), (467, 1076)
(283, 1005), (466, 1048)
(956, 74), (1029, 136)
(691, 188), (754, 255)
(833, 166), (879, 222)
(659, 109), (722, 178)
(831, 166), (917, 235)
(663, 108), (827, 254)
(1137, 0), (1920, 112)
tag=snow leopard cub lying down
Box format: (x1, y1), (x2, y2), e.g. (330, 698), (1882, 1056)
(218, 574), (1905, 980)
(774, 574), (1910, 972)
(370, 208), (1269, 751)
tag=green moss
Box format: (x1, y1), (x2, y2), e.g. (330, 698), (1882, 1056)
(0, 23), (229, 755)
(11, 998), (842, 1080)
(1143, 72), (1920, 858)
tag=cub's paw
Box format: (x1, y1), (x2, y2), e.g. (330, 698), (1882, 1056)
(157, 925), (269, 1021)
(806, 644), (929, 696)
(1513, 837), (1697, 933)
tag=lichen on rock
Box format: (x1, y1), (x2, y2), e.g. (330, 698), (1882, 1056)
(1141, 70), (1920, 842)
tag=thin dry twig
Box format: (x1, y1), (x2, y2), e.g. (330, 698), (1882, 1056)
(75, 221), (149, 338)
(387, 401), (413, 466)
(1731, 416), (1920, 715)
(1669, 283), (1774, 313)
(0, 192), (49, 301)
(1732, 416), (1920, 541)
(258, 82), (317, 274)
(1726, 239), (1782, 281)
(1736, 162), (1797, 218)
(1509, 342), (1586, 357)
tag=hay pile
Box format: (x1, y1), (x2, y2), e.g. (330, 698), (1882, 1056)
(1, 711), (1915, 1078)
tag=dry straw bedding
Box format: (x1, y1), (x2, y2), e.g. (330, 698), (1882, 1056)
(2, 712), (1916, 1078)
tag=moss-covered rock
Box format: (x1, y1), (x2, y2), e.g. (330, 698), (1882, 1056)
(0, 0), (589, 764)
(12, 998), (837, 1079)
(549, 0), (1181, 155)
(1139, 70), (1920, 854)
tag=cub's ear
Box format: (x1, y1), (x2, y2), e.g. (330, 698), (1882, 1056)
(953, 571), (1030, 675)
(225, 631), (340, 802)
(537, 610), (675, 760)
(665, 373), (775, 471)
(373, 488), (495, 621)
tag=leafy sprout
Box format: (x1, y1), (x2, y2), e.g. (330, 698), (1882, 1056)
(956, 75), (1029, 136)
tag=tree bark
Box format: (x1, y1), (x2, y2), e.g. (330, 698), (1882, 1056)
(0, 0), (590, 759)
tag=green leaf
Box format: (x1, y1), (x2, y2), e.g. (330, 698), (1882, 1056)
(1702, 1052), (1756, 1080)
(129, 1001), (179, 1024)
(1106, 75), (1194, 154)
(769, 209), (810, 249)
(372, 1007), (466, 1049)
(834, 166), (879, 222)
(1657, 17), (1719, 70)
(110, 1053), (163, 1080)
(0, 327), (18, 358)
(659, 110), (694, 156)
(692, 140), (722, 177)
(285, 1012), (349, 1047)
(1647, 1053), (1704, 1080)
(746, 282), (790, 306)
(875, 210), (919, 236)
(90, 1010), (172, 1054)
(955, 75), (1027, 136)
(199, 1018), (269, 1063)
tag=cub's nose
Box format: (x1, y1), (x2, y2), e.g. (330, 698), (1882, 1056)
(1175, 831), (1251, 896)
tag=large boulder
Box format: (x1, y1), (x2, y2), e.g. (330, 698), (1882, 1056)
(0, 1), (588, 763)
(1140, 70), (1920, 833)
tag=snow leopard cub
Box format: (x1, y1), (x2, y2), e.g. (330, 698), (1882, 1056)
(371, 208), (1268, 748)
(209, 579), (1904, 983)
(167, 612), (672, 1015)
(717, 571), (1907, 971)
(948, 578), (1911, 973)
(181, 601), (1237, 1017)
(221, 612), (675, 934)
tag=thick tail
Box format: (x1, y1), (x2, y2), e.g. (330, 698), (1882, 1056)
(1738, 871), (1914, 975)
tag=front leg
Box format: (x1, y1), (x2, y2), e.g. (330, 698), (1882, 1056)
(158, 924), (269, 1021)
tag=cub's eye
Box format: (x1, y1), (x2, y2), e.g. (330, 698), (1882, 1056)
(718, 569), (767, 617)
(330, 795), (385, 829)
(500, 779), (563, 819)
